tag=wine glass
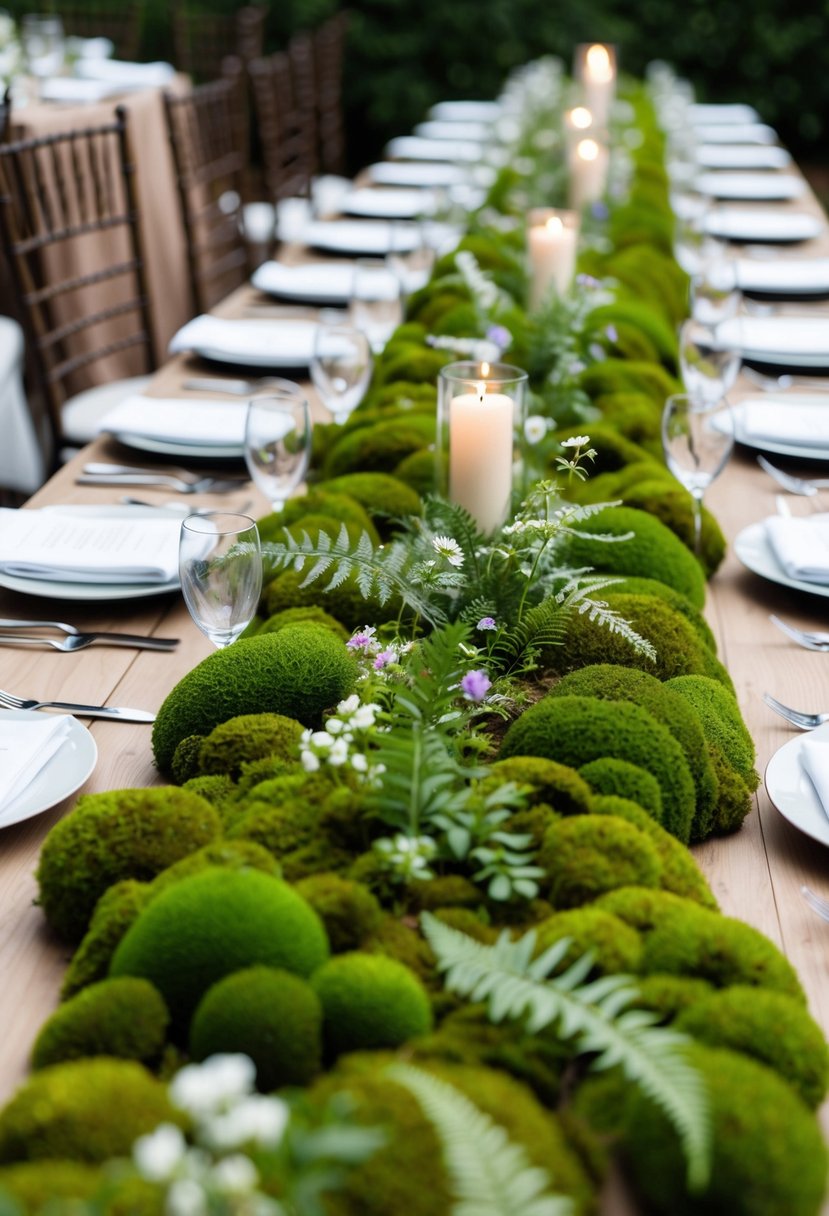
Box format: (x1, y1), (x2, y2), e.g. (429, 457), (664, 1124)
(350, 257), (403, 353)
(310, 323), (372, 425)
(662, 392), (733, 554)
(21, 15), (64, 83)
(690, 246), (741, 325)
(244, 384), (312, 512)
(387, 220), (435, 299)
(179, 512), (262, 648)
(679, 317), (741, 406)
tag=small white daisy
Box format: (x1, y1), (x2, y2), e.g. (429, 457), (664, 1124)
(432, 535), (465, 567)
(524, 414), (548, 445)
(561, 434), (590, 448)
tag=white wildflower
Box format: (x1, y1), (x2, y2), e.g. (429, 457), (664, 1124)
(351, 703), (379, 730)
(351, 753), (369, 773)
(432, 535), (464, 567)
(166, 1178), (208, 1216)
(301, 750), (320, 773)
(327, 738), (350, 766)
(524, 414), (548, 444)
(133, 1124), (187, 1182)
(337, 693), (361, 714)
(561, 435), (590, 448)
(326, 718), (344, 735)
(170, 1055), (254, 1118)
(310, 730), (333, 749)
(211, 1154), (259, 1194)
(203, 1095), (289, 1152)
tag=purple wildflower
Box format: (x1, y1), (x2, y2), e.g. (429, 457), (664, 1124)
(605, 323), (618, 343)
(461, 670), (492, 701)
(476, 616), (497, 631)
(373, 649), (396, 670)
(575, 273), (600, 289)
(486, 324), (512, 352)
(590, 200), (610, 221)
(346, 625), (377, 650)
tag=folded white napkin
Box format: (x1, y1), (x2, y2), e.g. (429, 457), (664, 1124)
(801, 738), (829, 822)
(0, 715), (72, 817)
(168, 315), (317, 366)
(39, 78), (121, 103)
(0, 508), (180, 584)
(736, 258), (829, 295)
(739, 402), (829, 447)
(99, 395), (248, 447)
(385, 136), (481, 163)
(75, 58), (176, 88)
(696, 145), (790, 170)
(766, 514), (829, 583)
(251, 261), (354, 303)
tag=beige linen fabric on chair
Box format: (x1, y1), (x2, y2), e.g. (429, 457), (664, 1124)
(0, 317), (50, 495)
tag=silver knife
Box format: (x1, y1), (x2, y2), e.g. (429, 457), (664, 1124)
(0, 621), (179, 650)
(8, 697), (155, 722)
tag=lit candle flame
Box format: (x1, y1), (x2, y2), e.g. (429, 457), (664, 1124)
(480, 362), (490, 377)
(586, 44), (613, 82)
(569, 106), (593, 130)
(577, 138), (600, 162)
(545, 215), (564, 234)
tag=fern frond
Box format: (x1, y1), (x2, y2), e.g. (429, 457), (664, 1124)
(421, 914), (711, 1191)
(493, 594), (571, 674)
(388, 1065), (573, 1216)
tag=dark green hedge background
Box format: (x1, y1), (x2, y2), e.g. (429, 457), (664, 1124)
(32, 0), (829, 172)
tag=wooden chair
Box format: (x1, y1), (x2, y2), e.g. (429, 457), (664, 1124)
(0, 86), (10, 143)
(314, 11), (349, 176)
(56, 2), (144, 62)
(0, 106), (155, 448)
(172, 4), (266, 82)
(248, 49), (316, 207)
(287, 30), (319, 181)
(164, 74), (250, 315)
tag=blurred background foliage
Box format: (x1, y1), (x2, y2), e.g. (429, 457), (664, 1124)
(30, 0), (829, 174)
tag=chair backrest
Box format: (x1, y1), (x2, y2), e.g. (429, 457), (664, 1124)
(57, 2), (144, 62)
(164, 74), (249, 315)
(172, 3), (266, 82)
(0, 106), (155, 435)
(314, 11), (349, 175)
(287, 30), (319, 179)
(248, 49), (315, 205)
(0, 86), (10, 143)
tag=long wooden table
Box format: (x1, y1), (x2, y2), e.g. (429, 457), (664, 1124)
(1, 203), (829, 1212)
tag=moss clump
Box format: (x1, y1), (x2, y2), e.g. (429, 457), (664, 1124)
(534, 906), (644, 976)
(597, 887), (804, 1000)
(486, 757), (594, 814)
(258, 605), (350, 641)
(190, 965), (322, 1091)
(0, 1058), (181, 1164)
(152, 625), (356, 776)
(556, 505), (706, 607)
(621, 479), (726, 578)
(665, 675), (759, 789)
(110, 868), (330, 1028)
(37, 788), (221, 943)
(540, 815), (662, 907)
(196, 713), (304, 779)
(181, 773), (237, 811)
(628, 974), (714, 1022)
(362, 916), (438, 988)
(620, 1045), (828, 1216)
(170, 735), (205, 784)
(579, 757), (663, 821)
(31, 977), (168, 1071)
(583, 574), (717, 651)
(676, 986), (829, 1109)
(148, 840), (281, 898)
(257, 489), (377, 543)
(0, 1161), (101, 1207)
(393, 448), (435, 495)
(500, 695), (696, 844)
(228, 798), (319, 859)
(707, 748), (754, 835)
(323, 420), (434, 479)
(550, 664), (718, 841)
(294, 873), (384, 952)
(318, 473), (422, 535)
(407, 875), (484, 913)
(61, 881), (150, 1000)
(261, 567), (400, 631)
(590, 796), (717, 909)
(312, 953), (433, 1057)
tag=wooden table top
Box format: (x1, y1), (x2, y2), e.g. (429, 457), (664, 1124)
(1, 193), (828, 1212)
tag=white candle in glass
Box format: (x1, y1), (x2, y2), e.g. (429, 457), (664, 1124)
(528, 212), (578, 309)
(569, 137), (609, 210)
(449, 373), (514, 533)
(582, 43), (615, 128)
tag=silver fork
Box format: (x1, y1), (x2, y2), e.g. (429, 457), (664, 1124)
(770, 614), (829, 651)
(0, 619), (178, 649)
(801, 886), (829, 924)
(756, 455), (829, 496)
(763, 692), (829, 729)
(0, 688), (155, 722)
(77, 470), (246, 494)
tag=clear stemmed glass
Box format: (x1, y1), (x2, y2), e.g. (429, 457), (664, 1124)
(679, 317), (741, 406)
(350, 257), (403, 353)
(310, 323), (372, 425)
(179, 512), (262, 649)
(662, 392), (734, 554)
(244, 385), (312, 513)
(690, 248), (741, 326)
(21, 14), (64, 83)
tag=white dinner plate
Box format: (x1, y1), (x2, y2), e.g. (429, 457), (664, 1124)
(0, 710), (97, 831)
(428, 100), (501, 122)
(110, 434), (245, 460)
(341, 187), (437, 219)
(765, 721), (829, 848)
(734, 519), (829, 599)
(414, 120), (493, 143)
(695, 144), (791, 170)
(689, 103), (761, 124)
(251, 261), (355, 305)
(171, 317), (318, 369)
(693, 122), (778, 145)
(718, 316), (829, 370)
(0, 506), (182, 601)
(303, 219), (428, 256)
(705, 207), (824, 243)
(736, 257), (829, 297)
(368, 161), (493, 188)
(718, 397), (829, 459)
(385, 136), (483, 163)
(696, 171), (805, 201)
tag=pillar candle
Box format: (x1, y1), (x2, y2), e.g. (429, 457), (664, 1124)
(569, 137), (609, 210)
(582, 43), (615, 128)
(449, 380), (514, 533)
(528, 213), (578, 308)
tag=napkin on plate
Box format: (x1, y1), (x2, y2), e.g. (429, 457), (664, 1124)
(99, 395), (248, 447)
(739, 401), (829, 448)
(766, 514), (829, 584)
(39, 78), (122, 103)
(801, 737), (829, 822)
(0, 715), (72, 818)
(168, 315), (316, 365)
(74, 58), (176, 88)
(0, 508), (181, 584)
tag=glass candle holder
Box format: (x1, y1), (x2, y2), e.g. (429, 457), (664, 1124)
(573, 42), (617, 128)
(436, 361), (528, 535)
(568, 135), (609, 211)
(526, 207), (580, 309)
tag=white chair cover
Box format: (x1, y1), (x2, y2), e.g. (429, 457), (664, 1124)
(0, 317), (50, 496)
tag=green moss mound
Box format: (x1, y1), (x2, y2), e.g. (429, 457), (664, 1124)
(665, 675), (759, 788)
(31, 977), (168, 1071)
(394, 448), (435, 495)
(621, 478), (726, 578)
(196, 712), (304, 779)
(500, 695), (696, 843)
(579, 758), (664, 821)
(189, 965), (322, 1091)
(628, 974), (715, 1022)
(311, 953), (433, 1057)
(181, 773), (237, 810)
(152, 625), (356, 776)
(556, 505), (706, 607)
(319, 473), (423, 534)
(61, 880), (150, 1000)
(0, 1059), (181, 1164)
(170, 734), (204, 784)
(487, 756), (594, 814)
(110, 868), (330, 1028)
(676, 986), (829, 1109)
(0, 1161), (100, 1208)
(148, 839), (282, 898)
(261, 567), (400, 631)
(583, 574), (716, 651)
(620, 1045), (827, 1216)
(540, 814), (662, 907)
(258, 605), (350, 641)
(294, 873), (384, 952)
(535, 906), (644, 976)
(37, 788), (221, 943)
(550, 665), (717, 842)
(323, 419), (433, 479)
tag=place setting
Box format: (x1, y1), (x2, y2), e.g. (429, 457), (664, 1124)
(765, 717), (829, 849)
(0, 707), (97, 830)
